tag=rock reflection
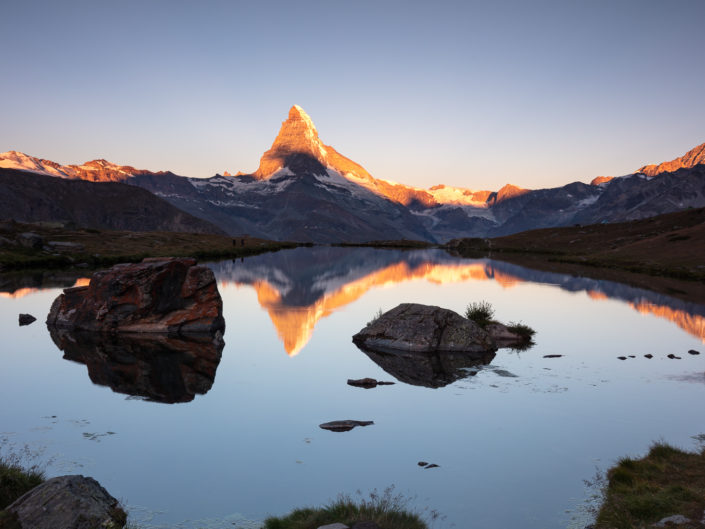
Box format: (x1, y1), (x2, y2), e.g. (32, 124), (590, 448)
(49, 328), (223, 403)
(355, 345), (496, 388)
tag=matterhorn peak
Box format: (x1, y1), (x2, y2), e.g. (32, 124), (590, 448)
(253, 105), (328, 179)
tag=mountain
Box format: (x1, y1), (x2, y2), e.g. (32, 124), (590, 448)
(0, 168), (224, 234)
(0, 151), (139, 182)
(133, 106), (439, 242)
(638, 142), (705, 177)
(2, 108), (704, 242)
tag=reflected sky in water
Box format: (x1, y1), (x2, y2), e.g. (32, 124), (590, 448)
(1, 248), (705, 529)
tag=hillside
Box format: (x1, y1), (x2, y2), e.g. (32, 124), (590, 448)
(449, 207), (705, 286)
(0, 168), (224, 234)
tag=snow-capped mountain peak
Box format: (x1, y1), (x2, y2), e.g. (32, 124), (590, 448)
(253, 105), (328, 179)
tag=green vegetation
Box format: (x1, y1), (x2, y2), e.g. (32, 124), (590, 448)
(593, 441), (705, 529)
(465, 300), (494, 328)
(264, 488), (431, 529)
(0, 453), (44, 510)
(0, 445), (46, 528)
(506, 322), (536, 339)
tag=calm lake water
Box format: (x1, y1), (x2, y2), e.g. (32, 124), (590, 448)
(2, 247), (705, 529)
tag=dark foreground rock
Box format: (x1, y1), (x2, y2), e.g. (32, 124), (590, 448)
(352, 303), (496, 354)
(46, 257), (224, 334)
(50, 328), (223, 403)
(7, 475), (126, 529)
(319, 420), (374, 432)
(18, 313), (36, 326)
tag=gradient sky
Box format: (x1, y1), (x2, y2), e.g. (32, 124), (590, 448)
(2, 0), (704, 190)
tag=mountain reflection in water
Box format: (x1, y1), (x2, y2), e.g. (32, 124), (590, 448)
(50, 328), (223, 403)
(208, 247), (705, 355)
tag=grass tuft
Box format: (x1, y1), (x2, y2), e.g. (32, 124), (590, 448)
(465, 301), (494, 328)
(0, 443), (46, 510)
(506, 321), (536, 339)
(264, 486), (433, 529)
(368, 308), (384, 326)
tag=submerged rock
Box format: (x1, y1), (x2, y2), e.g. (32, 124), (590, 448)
(7, 475), (126, 529)
(319, 420), (374, 432)
(46, 257), (224, 334)
(50, 327), (223, 403)
(347, 377), (379, 388)
(353, 303), (496, 354)
(18, 313), (36, 326)
(347, 377), (395, 388)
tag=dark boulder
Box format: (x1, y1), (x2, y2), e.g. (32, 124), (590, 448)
(46, 257), (224, 334)
(6, 475), (126, 529)
(352, 303), (496, 354)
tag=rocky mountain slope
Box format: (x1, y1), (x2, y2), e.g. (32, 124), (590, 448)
(0, 168), (224, 234)
(638, 142), (705, 177)
(1, 109), (703, 243)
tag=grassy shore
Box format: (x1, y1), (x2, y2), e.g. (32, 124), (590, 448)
(0, 221), (302, 271)
(482, 208), (705, 282)
(593, 442), (705, 529)
(447, 208), (705, 303)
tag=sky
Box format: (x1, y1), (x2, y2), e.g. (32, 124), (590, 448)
(1, 0), (704, 190)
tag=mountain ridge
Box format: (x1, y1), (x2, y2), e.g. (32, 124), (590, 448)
(1, 106), (704, 243)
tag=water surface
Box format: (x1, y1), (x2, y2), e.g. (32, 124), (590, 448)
(1, 247), (704, 528)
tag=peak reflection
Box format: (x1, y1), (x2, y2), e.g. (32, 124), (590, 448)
(207, 248), (705, 355)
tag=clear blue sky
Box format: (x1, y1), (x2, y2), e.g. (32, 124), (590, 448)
(1, 0), (704, 190)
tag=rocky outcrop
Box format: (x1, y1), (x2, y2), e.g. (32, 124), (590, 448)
(51, 328), (223, 403)
(46, 258), (225, 334)
(352, 303), (496, 354)
(6, 475), (126, 529)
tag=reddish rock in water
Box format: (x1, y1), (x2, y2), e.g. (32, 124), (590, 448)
(46, 257), (224, 334)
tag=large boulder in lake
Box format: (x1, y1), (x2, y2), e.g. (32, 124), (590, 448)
(353, 303), (496, 354)
(46, 257), (224, 334)
(6, 475), (126, 529)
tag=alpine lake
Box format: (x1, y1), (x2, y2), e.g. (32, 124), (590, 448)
(2, 246), (705, 529)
